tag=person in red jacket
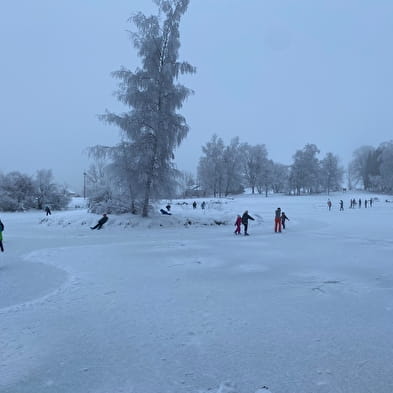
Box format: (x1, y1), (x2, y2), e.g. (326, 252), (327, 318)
(234, 215), (242, 235)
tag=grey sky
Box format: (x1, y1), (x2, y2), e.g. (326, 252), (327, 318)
(1, 1), (393, 192)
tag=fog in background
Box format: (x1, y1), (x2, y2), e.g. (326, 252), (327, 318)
(1, 0), (392, 192)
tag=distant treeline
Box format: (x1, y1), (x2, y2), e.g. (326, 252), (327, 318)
(0, 169), (71, 211)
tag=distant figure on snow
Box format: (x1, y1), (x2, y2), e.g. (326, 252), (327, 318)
(166, 204), (171, 212)
(281, 212), (290, 229)
(365, 199), (368, 208)
(45, 206), (52, 216)
(0, 219), (4, 252)
(201, 201), (206, 210)
(327, 199), (332, 211)
(192, 201), (197, 209)
(160, 208), (171, 215)
(339, 200), (344, 211)
(234, 215), (242, 235)
(242, 210), (254, 236)
(90, 214), (108, 230)
(369, 198), (373, 207)
(358, 198), (361, 208)
(274, 207), (282, 232)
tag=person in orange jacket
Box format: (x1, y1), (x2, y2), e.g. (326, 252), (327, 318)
(274, 207), (282, 232)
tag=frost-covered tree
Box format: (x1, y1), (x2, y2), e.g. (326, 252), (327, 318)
(290, 144), (320, 194)
(89, 143), (142, 214)
(35, 169), (55, 210)
(242, 143), (269, 194)
(256, 159), (274, 197)
(99, 0), (195, 216)
(0, 172), (35, 211)
(222, 137), (244, 196)
(198, 135), (225, 197)
(177, 171), (196, 196)
(0, 170), (70, 212)
(320, 153), (344, 194)
(33, 169), (72, 210)
(379, 141), (393, 192)
(271, 163), (290, 194)
(349, 146), (376, 190)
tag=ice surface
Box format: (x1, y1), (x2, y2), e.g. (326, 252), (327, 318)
(1, 192), (392, 393)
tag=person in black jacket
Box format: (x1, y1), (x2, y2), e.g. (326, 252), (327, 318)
(241, 210), (254, 236)
(281, 212), (290, 229)
(90, 214), (108, 230)
(0, 219), (4, 252)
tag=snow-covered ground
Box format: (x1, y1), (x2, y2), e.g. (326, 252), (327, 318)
(1, 193), (393, 393)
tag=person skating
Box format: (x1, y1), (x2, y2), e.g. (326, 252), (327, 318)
(369, 198), (373, 207)
(45, 206), (52, 216)
(274, 207), (282, 232)
(234, 215), (242, 235)
(281, 212), (290, 230)
(90, 214), (108, 230)
(339, 200), (344, 211)
(0, 219), (4, 252)
(242, 210), (254, 236)
(327, 199), (332, 211)
(365, 199), (368, 208)
(192, 201), (197, 209)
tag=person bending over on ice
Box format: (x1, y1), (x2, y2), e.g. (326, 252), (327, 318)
(281, 212), (290, 229)
(0, 219), (4, 252)
(274, 207), (282, 232)
(91, 214), (108, 230)
(242, 210), (254, 236)
(234, 215), (242, 235)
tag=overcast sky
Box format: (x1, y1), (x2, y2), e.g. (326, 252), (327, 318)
(1, 0), (393, 192)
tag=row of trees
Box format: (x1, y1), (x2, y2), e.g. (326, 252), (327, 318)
(0, 170), (71, 211)
(197, 137), (344, 197)
(349, 141), (393, 192)
(84, 0), (392, 217)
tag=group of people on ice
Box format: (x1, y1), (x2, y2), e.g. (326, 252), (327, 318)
(328, 197), (374, 211)
(234, 208), (289, 236)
